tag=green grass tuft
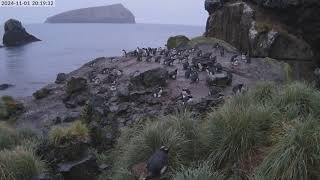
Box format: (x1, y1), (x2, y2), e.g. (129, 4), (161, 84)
(205, 92), (277, 169)
(49, 121), (90, 146)
(276, 82), (320, 120)
(254, 117), (320, 180)
(0, 146), (47, 180)
(0, 123), (19, 151)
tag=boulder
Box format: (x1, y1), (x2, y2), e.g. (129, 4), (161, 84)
(130, 68), (168, 88)
(55, 73), (67, 84)
(3, 19), (40, 47)
(0, 84), (14, 91)
(57, 154), (99, 180)
(33, 88), (51, 99)
(66, 77), (88, 95)
(206, 73), (232, 87)
(167, 35), (190, 49)
(205, 2), (315, 61)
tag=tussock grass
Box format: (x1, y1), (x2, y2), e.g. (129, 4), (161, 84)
(249, 82), (276, 105)
(205, 93), (277, 169)
(49, 121), (89, 146)
(0, 146), (46, 180)
(254, 118), (320, 180)
(0, 123), (19, 150)
(112, 112), (203, 180)
(172, 162), (222, 180)
(276, 82), (320, 120)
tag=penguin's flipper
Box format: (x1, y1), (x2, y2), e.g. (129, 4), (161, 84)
(160, 165), (168, 175)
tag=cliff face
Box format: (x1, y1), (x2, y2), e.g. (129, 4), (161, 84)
(45, 4), (135, 24)
(204, 0), (319, 61)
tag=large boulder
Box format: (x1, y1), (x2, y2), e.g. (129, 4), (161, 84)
(130, 68), (168, 88)
(167, 35), (190, 49)
(3, 19), (40, 46)
(205, 1), (315, 61)
(205, 0), (223, 15)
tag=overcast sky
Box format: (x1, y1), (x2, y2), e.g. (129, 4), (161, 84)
(0, 0), (208, 25)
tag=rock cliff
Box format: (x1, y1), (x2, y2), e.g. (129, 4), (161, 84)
(45, 4), (135, 24)
(204, 0), (319, 61)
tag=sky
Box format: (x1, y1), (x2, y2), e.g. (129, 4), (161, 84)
(0, 0), (208, 25)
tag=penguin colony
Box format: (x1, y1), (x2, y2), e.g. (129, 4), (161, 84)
(121, 45), (250, 107)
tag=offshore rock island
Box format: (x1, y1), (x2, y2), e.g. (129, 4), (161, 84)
(45, 4), (136, 24)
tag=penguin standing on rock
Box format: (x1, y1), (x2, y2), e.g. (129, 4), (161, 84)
(155, 56), (162, 63)
(122, 49), (127, 57)
(153, 87), (163, 98)
(146, 146), (169, 179)
(232, 84), (245, 94)
(170, 69), (178, 80)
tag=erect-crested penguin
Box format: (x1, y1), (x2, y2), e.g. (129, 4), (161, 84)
(232, 84), (245, 94)
(153, 87), (164, 98)
(146, 146), (169, 179)
(169, 69), (178, 80)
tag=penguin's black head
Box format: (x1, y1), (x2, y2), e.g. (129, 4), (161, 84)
(160, 146), (169, 153)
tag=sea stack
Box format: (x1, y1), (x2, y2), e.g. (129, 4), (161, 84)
(2, 19), (41, 47)
(45, 4), (136, 24)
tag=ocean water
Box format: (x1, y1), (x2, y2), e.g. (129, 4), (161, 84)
(0, 23), (203, 97)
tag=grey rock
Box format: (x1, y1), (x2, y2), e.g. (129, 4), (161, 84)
(57, 154), (99, 180)
(3, 19), (40, 46)
(33, 88), (51, 99)
(130, 67), (168, 88)
(0, 83), (14, 90)
(55, 73), (67, 84)
(66, 77), (88, 95)
(205, 0), (223, 14)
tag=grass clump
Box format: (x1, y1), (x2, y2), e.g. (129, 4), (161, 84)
(112, 112), (203, 180)
(172, 162), (222, 180)
(0, 123), (19, 150)
(0, 146), (47, 180)
(0, 96), (24, 121)
(205, 93), (277, 169)
(49, 121), (89, 146)
(276, 82), (320, 120)
(254, 118), (320, 180)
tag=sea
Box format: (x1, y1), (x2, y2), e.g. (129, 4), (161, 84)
(0, 23), (204, 97)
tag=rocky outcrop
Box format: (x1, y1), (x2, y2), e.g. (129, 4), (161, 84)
(45, 4), (135, 24)
(167, 35), (190, 49)
(0, 84), (14, 91)
(204, 0), (316, 61)
(2, 19), (41, 47)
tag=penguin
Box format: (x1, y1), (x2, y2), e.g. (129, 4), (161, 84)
(110, 81), (117, 91)
(241, 53), (247, 62)
(153, 87), (164, 98)
(183, 61), (190, 70)
(167, 58), (175, 66)
(181, 88), (193, 105)
(146, 146), (169, 179)
(169, 69), (178, 80)
(137, 54), (142, 62)
(233, 84), (245, 94)
(155, 56), (162, 63)
(146, 56), (152, 62)
(190, 71), (199, 83)
(209, 86), (222, 96)
(246, 53), (251, 64)
(220, 48), (225, 57)
(230, 55), (238, 63)
(216, 63), (223, 73)
(197, 50), (202, 57)
(122, 49), (127, 57)
(93, 77), (101, 85)
(185, 68), (192, 79)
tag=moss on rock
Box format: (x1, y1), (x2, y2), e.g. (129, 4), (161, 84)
(188, 36), (238, 53)
(167, 35), (190, 49)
